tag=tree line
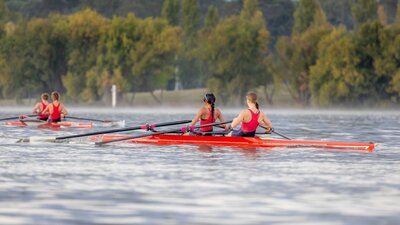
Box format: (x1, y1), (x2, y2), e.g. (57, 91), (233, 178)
(0, 0), (399, 106)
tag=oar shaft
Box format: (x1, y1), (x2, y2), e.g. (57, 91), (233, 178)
(96, 120), (233, 146)
(0, 114), (36, 121)
(56, 119), (192, 140)
(272, 130), (291, 140)
(259, 125), (291, 140)
(66, 116), (112, 123)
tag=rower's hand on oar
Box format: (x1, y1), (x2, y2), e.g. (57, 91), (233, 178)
(265, 127), (274, 134)
(225, 125), (233, 132)
(19, 115), (28, 120)
(180, 125), (196, 133)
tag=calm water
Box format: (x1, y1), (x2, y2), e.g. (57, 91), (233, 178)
(0, 107), (399, 225)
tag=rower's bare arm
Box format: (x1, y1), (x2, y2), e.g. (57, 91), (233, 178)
(231, 111), (245, 128)
(61, 105), (68, 116)
(216, 109), (228, 129)
(191, 108), (204, 126)
(260, 112), (272, 128)
(42, 105), (51, 114)
(32, 103), (40, 113)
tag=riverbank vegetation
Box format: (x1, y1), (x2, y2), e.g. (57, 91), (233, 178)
(0, 0), (399, 107)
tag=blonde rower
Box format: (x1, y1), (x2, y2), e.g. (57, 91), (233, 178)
(230, 92), (272, 137)
(42, 91), (68, 122)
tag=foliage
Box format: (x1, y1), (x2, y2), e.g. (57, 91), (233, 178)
(200, 0), (271, 104)
(310, 27), (362, 106)
(292, 0), (325, 33)
(0, 0), (399, 107)
(162, 0), (180, 26)
(276, 0), (331, 105)
(62, 9), (107, 101)
(352, 0), (377, 27)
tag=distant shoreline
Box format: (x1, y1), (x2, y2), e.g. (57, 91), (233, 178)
(1, 88), (399, 110)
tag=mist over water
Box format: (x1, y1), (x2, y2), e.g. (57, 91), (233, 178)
(0, 108), (399, 225)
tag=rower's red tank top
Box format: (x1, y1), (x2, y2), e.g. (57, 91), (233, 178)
(38, 102), (48, 119)
(200, 108), (215, 132)
(240, 109), (259, 132)
(50, 103), (61, 120)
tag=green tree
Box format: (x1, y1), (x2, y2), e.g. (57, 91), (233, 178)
(352, 0), (377, 28)
(276, 0), (331, 105)
(353, 21), (387, 102)
(310, 27), (363, 106)
(161, 0), (180, 26)
(378, 5), (388, 26)
(292, 0), (326, 33)
(374, 21), (400, 102)
(96, 14), (181, 103)
(380, 0), (398, 24)
(130, 17), (181, 103)
(178, 0), (203, 89)
(201, 0), (271, 104)
(257, 0), (295, 41)
(0, 14), (68, 100)
(319, 0), (353, 29)
(182, 0), (200, 41)
(92, 14), (141, 102)
(204, 5), (219, 30)
(62, 9), (107, 101)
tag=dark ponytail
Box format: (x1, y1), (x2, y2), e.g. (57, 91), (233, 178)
(204, 93), (216, 121)
(255, 102), (259, 109)
(211, 101), (215, 122)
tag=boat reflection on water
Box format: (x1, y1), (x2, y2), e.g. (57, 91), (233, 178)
(195, 145), (268, 159)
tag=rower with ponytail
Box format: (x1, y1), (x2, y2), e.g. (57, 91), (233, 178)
(229, 92), (273, 137)
(190, 92), (227, 135)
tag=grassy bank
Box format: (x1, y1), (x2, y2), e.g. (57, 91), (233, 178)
(7, 87), (397, 109)
(0, 88), (298, 108)
(122, 87), (297, 107)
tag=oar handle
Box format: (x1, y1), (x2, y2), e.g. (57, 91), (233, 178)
(96, 120), (233, 146)
(56, 119), (192, 140)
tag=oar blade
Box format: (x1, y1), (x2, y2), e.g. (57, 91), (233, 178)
(98, 120), (125, 127)
(23, 136), (57, 143)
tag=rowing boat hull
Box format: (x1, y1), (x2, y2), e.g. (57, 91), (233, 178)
(4, 121), (93, 128)
(97, 134), (376, 152)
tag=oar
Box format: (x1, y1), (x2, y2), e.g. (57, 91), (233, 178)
(65, 116), (114, 123)
(259, 125), (291, 140)
(23, 119), (192, 143)
(95, 120), (233, 146)
(0, 114), (36, 121)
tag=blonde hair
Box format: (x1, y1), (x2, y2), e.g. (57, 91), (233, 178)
(246, 92), (259, 109)
(51, 91), (60, 101)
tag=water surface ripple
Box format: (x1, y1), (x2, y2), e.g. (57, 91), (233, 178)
(0, 109), (399, 225)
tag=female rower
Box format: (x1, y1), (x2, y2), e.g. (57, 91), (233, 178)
(32, 93), (49, 121)
(229, 92), (272, 137)
(190, 93), (227, 135)
(42, 91), (68, 122)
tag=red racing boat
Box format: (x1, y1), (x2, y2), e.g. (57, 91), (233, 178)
(4, 120), (93, 128)
(95, 134), (376, 152)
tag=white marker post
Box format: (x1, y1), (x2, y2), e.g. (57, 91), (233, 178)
(111, 84), (116, 108)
